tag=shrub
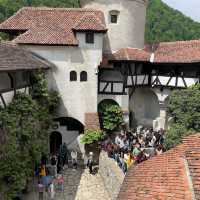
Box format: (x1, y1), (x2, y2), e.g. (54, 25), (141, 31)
(81, 130), (105, 145)
(102, 105), (123, 132)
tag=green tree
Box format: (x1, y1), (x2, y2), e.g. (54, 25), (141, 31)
(165, 84), (200, 149)
(0, 72), (59, 199)
(145, 0), (200, 43)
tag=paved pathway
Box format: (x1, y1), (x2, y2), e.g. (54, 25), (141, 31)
(24, 166), (111, 200)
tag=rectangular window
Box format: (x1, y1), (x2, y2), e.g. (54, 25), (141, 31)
(85, 32), (94, 44)
(111, 14), (118, 23)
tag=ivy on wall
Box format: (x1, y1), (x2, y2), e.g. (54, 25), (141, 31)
(0, 72), (59, 199)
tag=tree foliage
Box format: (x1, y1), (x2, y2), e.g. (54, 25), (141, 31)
(165, 85), (200, 149)
(81, 129), (105, 145)
(98, 101), (123, 133)
(0, 72), (59, 199)
(146, 0), (200, 43)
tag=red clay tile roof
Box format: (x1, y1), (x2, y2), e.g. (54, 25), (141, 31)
(185, 149), (200, 200)
(0, 7), (107, 45)
(117, 133), (200, 200)
(0, 42), (53, 71)
(110, 48), (151, 62)
(152, 40), (200, 63)
(107, 40), (200, 64)
(73, 14), (107, 32)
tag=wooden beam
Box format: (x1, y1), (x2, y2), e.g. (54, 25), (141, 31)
(102, 82), (109, 92)
(0, 94), (6, 108)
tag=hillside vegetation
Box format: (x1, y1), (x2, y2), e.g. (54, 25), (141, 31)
(0, 0), (200, 43)
(145, 0), (200, 43)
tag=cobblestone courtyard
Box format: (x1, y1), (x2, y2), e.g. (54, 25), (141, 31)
(24, 166), (111, 200)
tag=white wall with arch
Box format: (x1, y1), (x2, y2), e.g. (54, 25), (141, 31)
(23, 32), (104, 125)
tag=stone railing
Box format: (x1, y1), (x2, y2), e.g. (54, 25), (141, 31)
(99, 151), (125, 200)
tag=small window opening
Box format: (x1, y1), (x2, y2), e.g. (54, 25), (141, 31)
(70, 71), (77, 81)
(80, 71), (87, 82)
(85, 32), (94, 44)
(110, 10), (119, 24)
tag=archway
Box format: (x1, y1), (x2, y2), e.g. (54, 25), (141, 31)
(54, 117), (84, 134)
(53, 117), (85, 153)
(50, 131), (62, 154)
(129, 88), (160, 128)
(98, 99), (120, 129)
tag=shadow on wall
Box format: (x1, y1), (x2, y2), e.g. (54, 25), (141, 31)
(47, 67), (69, 117)
(70, 48), (84, 64)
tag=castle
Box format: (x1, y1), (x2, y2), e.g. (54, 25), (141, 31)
(0, 0), (200, 152)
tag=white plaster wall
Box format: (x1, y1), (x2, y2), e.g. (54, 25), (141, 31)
(23, 32), (104, 125)
(81, 0), (147, 52)
(152, 76), (199, 88)
(129, 88), (160, 127)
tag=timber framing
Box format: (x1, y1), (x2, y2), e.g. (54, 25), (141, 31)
(98, 61), (200, 95)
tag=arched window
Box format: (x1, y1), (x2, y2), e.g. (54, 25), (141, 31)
(80, 71), (87, 82)
(109, 10), (120, 24)
(70, 71), (77, 81)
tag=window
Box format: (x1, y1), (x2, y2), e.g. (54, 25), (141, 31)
(80, 71), (87, 82)
(109, 10), (120, 24)
(70, 71), (77, 81)
(111, 14), (118, 23)
(85, 32), (94, 44)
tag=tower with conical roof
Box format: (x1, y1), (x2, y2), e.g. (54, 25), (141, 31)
(80, 0), (148, 53)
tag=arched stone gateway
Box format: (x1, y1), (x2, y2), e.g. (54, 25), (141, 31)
(51, 117), (85, 152)
(129, 88), (160, 128)
(50, 131), (62, 154)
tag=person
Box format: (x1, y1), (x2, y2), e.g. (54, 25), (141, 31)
(39, 165), (46, 178)
(83, 153), (88, 169)
(87, 152), (94, 174)
(156, 145), (163, 155)
(51, 155), (57, 177)
(41, 153), (47, 166)
(71, 150), (78, 169)
(38, 181), (44, 200)
(132, 143), (141, 158)
(48, 182), (55, 199)
(61, 143), (69, 168)
(57, 154), (62, 173)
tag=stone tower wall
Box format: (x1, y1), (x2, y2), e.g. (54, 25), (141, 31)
(80, 0), (148, 53)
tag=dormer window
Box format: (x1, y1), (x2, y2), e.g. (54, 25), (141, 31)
(85, 32), (94, 44)
(109, 10), (120, 24)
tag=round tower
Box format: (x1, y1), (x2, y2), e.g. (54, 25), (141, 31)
(80, 0), (148, 53)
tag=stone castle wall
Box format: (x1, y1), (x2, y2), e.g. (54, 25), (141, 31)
(99, 151), (125, 200)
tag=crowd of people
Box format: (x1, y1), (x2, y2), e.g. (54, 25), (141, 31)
(101, 126), (166, 174)
(35, 142), (95, 200)
(36, 143), (70, 200)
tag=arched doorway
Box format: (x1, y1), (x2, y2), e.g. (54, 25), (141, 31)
(50, 131), (62, 154)
(53, 117), (85, 152)
(98, 99), (120, 129)
(129, 88), (160, 127)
